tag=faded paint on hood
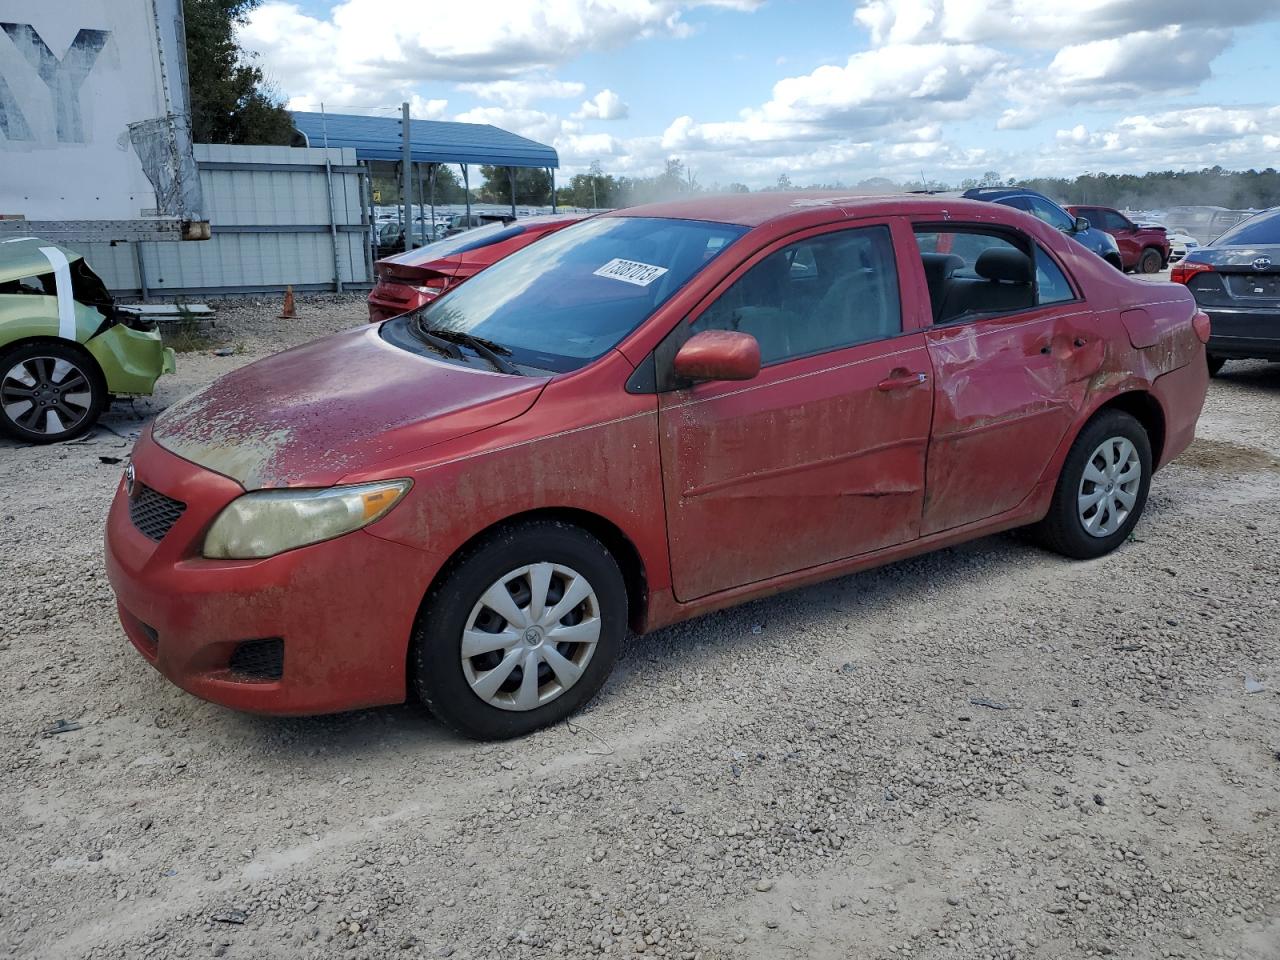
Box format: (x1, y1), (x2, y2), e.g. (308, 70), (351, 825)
(152, 324), (547, 489)
(0, 237), (82, 284)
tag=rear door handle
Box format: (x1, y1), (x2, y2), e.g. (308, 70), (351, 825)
(877, 371), (929, 392)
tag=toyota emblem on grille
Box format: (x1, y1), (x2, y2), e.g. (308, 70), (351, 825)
(124, 461), (136, 497)
(1254, 256), (1273, 270)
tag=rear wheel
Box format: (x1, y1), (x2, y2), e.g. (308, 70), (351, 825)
(0, 341), (105, 444)
(1031, 410), (1152, 560)
(1138, 248), (1163, 274)
(1207, 354), (1226, 377)
(411, 520), (626, 740)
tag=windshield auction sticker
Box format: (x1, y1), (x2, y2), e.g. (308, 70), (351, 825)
(593, 258), (670, 286)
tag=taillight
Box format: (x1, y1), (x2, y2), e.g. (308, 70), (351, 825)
(1192, 310), (1211, 344)
(411, 276), (449, 294)
(1171, 260), (1213, 284)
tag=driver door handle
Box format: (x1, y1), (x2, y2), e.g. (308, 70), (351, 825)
(877, 371), (929, 392)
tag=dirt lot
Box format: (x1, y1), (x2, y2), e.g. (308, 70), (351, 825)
(2, 295), (1278, 960)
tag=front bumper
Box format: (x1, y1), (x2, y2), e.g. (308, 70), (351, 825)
(1203, 304), (1280, 360)
(104, 431), (437, 715)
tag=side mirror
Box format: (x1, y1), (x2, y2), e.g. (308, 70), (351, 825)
(673, 330), (761, 383)
(1073, 216), (1091, 233)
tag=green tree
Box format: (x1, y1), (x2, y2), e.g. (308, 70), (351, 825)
(478, 165), (552, 205)
(184, 0), (295, 145)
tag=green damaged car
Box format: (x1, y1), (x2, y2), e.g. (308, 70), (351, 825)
(0, 238), (175, 443)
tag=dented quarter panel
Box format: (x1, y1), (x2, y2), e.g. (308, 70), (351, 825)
(151, 324), (548, 490)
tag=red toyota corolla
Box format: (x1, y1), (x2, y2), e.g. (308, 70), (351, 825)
(366, 214), (587, 322)
(106, 194), (1209, 740)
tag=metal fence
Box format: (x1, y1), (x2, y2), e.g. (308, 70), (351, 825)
(68, 144), (371, 297)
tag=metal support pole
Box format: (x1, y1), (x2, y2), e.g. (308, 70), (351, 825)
(550, 168), (557, 213)
(463, 164), (471, 223)
(360, 162), (374, 283)
(401, 102), (412, 253)
(134, 243), (148, 301)
(508, 167), (517, 217)
(319, 103), (344, 293)
(429, 164), (437, 241)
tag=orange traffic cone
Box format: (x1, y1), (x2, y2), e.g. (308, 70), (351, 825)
(278, 285), (297, 319)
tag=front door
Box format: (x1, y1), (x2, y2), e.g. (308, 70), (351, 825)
(657, 221), (934, 601)
(911, 222), (1103, 534)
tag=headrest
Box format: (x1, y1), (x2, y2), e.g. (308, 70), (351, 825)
(975, 248), (1032, 284)
(920, 252), (964, 284)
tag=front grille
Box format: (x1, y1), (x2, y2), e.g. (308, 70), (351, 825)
(227, 638), (284, 682)
(128, 484), (186, 542)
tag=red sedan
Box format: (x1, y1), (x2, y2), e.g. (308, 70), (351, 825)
(367, 214), (586, 322)
(106, 194), (1209, 740)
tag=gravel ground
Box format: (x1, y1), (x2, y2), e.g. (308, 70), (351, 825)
(1, 294), (1278, 960)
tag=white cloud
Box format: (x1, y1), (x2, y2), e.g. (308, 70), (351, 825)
(241, 0), (764, 107)
(573, 89), (630, 120)
(854, 0), (1278, 47)
(458, 78), (586, 108)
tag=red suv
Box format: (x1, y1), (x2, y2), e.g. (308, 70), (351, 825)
(106, 194), (1208, 740)
(1067, 206), (1170, 273)
(367, 214), (586, 322)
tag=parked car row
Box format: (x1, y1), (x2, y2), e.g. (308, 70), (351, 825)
(107, 192), (1210, 739)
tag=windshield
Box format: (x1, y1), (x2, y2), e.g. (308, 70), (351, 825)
(398, 216), (747, 372)
(1213, 209), (1280, 246)
(386, 219), (522, 264)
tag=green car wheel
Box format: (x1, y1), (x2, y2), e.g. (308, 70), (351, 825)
(0, 340), (105, 444)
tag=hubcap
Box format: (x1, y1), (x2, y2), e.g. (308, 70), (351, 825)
(2, 356), (93, 436)
(460, 562), (601, 712)
(1077, 436), (1141, 538)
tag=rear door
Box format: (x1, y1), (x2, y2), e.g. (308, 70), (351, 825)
(657, 219), (934, 601)
(909, 222), (1104, 535)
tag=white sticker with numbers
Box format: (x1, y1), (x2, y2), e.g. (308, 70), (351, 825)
(593, 258), (669, 286)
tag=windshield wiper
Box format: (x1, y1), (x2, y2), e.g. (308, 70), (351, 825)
(422, 326), (521, 375)
(412, 317), (466, 361)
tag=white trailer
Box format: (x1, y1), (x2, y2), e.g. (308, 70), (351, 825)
(0, 0), (206, 241)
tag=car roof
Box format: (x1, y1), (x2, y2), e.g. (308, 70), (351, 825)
(601, 192), (1013, 228)
(0, 237), (82, 285)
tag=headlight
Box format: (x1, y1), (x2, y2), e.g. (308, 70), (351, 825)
(202, 480), (412, 559)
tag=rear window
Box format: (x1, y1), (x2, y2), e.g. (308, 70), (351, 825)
(391, 216), (748, 372)
(1213, 209), (1280, 246)
(384, 219), (520, 263)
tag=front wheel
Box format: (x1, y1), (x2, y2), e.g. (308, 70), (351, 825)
(1030, 410), (1152, 560)
(411, 520), (627, 740)
(1138, 248), (1163, 274)
(0, 341), (105, 443)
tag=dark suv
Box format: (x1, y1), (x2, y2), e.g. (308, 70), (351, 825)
(959, 188), (1123, 269)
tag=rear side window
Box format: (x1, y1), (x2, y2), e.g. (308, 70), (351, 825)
(0, 273), (55, 296)
(914, 228), (1076, 323)
(1213, 209), (1280, 246)
(690, 225), (901, 365)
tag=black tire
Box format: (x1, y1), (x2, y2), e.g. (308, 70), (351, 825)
(1030, 410), (1152, 560)
(1105, 254), (1124, 271)
(411, 520), (627, 740)
(0, 340), (105, 444)
(1207, 354), (1226, 377)
(1138, 248), (1163, 274)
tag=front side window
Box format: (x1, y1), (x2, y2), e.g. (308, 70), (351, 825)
(914, 228), (1076, 323)
(388, 216), (747, 372)
(689, 225), (901, 365)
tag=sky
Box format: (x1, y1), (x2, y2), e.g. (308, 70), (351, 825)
(239, 0), (1280, 189)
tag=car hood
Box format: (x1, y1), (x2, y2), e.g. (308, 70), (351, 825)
(152, 325), (547, 489)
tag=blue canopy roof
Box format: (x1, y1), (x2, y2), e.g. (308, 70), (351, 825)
(292, 112), (558, 169)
